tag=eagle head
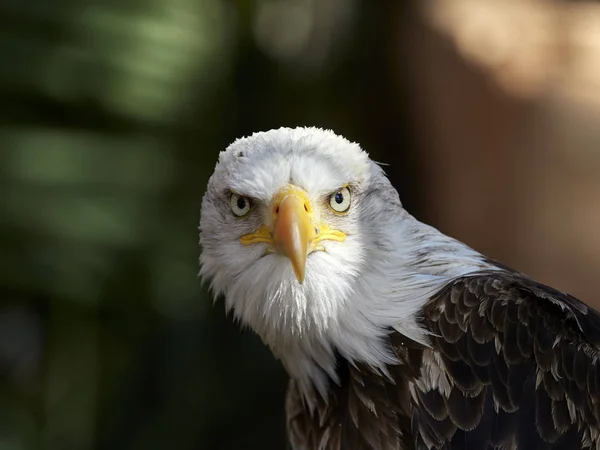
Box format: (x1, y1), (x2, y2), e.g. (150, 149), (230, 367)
(199, 127), (485, 388)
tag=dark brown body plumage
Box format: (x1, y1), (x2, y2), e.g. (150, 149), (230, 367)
(286, 271), (600, 449)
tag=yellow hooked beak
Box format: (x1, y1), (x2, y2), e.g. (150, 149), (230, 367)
(240, 185), (346, 283)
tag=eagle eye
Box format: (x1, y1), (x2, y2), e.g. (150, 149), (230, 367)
(328, 187), (351, 213)
(230, 193), (252, 217)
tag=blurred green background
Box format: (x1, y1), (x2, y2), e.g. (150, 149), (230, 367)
(0, 1), (420, 449)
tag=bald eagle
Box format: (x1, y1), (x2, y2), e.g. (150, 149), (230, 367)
(199, 127), (600, 450)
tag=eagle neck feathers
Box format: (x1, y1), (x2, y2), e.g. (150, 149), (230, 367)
(274, 216), (498, 404)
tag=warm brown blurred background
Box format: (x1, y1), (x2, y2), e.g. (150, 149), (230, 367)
(2, 0), (600, 449)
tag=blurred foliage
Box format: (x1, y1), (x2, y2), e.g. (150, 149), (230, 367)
(0, 0), (417, 449)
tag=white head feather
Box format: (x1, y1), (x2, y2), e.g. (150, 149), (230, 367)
(199, 127), (495, 399)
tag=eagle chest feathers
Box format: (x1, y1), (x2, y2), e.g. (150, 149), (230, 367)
(199, 127), (600, 450)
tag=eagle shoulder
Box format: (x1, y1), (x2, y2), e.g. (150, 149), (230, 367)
(414, 270), (600, 449)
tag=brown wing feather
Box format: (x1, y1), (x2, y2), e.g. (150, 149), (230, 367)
(412, 271), (600, 449)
